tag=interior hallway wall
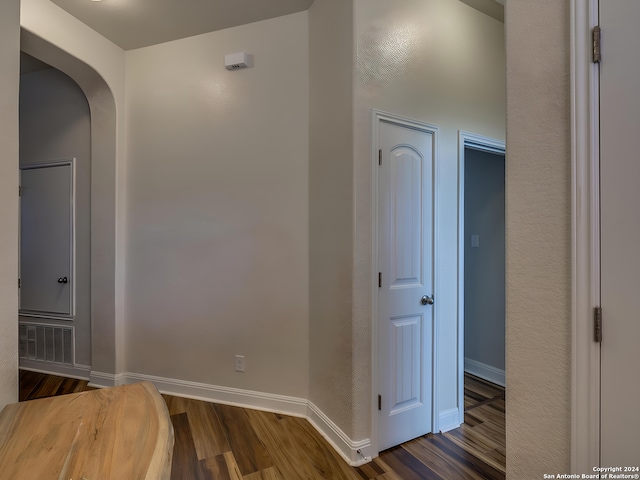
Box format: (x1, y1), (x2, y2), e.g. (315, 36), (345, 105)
(308, 0), (356, 439)
(19, 66), (92, 368)
(124, 12), (310, 397)
(0, 0), (20, 410)
(506, 0), (572, 475)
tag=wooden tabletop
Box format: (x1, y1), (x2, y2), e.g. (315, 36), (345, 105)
(0, 381), (174, 480)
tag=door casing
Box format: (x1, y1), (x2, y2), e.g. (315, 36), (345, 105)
(570, 0), (601, 471)
(457, 131), (506, 425)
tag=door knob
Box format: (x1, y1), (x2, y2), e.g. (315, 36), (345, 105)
(57, 277), (68, 284)
(421, 295), (434, 305)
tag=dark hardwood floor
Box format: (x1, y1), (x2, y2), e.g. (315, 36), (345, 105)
(18, 370), (505, 479)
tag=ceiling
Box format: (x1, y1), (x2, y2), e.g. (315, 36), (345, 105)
(47, 0), (502, 52)
(459, 0), (504, 23)
(49, 0), (315, 50)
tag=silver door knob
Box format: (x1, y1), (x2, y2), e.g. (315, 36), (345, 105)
(421, 295), (434, 306)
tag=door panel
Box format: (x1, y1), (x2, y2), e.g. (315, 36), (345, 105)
(20, 162), (74, 317)
(390, 149), (423, 287)
(390, 315), (422, 413)
(599, 0), (640, 465)
(378, 118), (434, 451)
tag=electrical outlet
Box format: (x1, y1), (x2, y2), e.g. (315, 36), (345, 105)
(235, 355), (245, 372)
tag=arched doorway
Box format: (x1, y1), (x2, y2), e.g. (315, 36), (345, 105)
(20, 29), (120, 383)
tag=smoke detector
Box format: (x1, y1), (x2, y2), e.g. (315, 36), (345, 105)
(224, 52), (251, 70)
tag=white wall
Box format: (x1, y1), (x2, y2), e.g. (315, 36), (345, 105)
(506, 1), (572, 475)
(353, 0), (505, 434)
(124, 12), (310, 397)
(0, 0), (20, 410)
(308, 0), (355, 438)
(464, 149), (505, 379)
(19, 67), (92, 368)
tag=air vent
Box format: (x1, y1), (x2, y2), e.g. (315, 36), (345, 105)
(19, 323), (74, 366)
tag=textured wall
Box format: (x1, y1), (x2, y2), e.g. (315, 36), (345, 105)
(308, 0), (355, 437)
(19, 68), (92, 367)
(464, 149), (505, 373)
(124, 13), (310, 397)
(353, 0), (505, 437)
(0, 0), (20, 410)
(505, 0), (572, 475)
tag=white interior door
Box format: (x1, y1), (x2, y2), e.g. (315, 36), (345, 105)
(20, 162), (74, 317)
(599, 0), (640, 465)
(377, 115), (434, 451)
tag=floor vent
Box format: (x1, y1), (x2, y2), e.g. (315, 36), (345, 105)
(19, 323), (74, 366)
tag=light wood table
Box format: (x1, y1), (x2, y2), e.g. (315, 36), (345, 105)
(0, 381), (174, 480)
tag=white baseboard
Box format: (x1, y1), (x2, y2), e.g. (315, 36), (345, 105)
(119, 371), (309, 418)
(87, 370), (370, 467)
(88, 370), (126, 388)
(19, 360), (91, 380)
(307, 401), (372, 467)
(438, 407), (461, 433)
(464, 357), (506, 387)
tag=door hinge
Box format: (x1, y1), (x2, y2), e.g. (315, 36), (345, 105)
(378, 394), (382, 411)
(18, 278), (21, 289)
(18, 186), (22, 197)
(594, 306), (602, 343)
(378, 149), (382, 166)
(593, 26), (601, 63)
(378, 272), (382, 288)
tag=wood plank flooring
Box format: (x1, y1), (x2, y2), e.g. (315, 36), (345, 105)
(18, 370), (505, 479)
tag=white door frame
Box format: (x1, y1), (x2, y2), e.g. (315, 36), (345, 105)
(570, 0), (600, 471)
(457, 132), (505, 424)
(370, 109), (439, 455)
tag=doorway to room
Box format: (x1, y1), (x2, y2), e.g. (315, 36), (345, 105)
(18, 29), (119, 384)
(459, 135), (506, 389)
(18, 54), (92, 378)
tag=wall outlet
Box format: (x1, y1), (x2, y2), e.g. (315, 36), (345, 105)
(235, 355), (245, 372)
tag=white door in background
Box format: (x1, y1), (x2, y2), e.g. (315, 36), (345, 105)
(20, 162), (74, 317)
(599, 0), (640, 465)
(377, 115), (435, 451)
